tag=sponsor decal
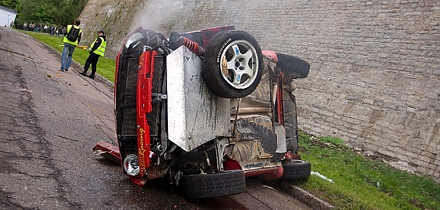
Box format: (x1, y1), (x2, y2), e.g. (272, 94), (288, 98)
(138, 127), (146, 170)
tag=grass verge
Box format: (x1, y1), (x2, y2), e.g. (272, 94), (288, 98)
(20, 29), (440, 210)
(294, 132), (440, 210)
(21, 30), (116, 82)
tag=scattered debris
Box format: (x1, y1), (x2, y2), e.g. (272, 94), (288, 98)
(311, 171), (334, 183)
(262, 185), (276, 191)
(16, 88), (32, 93)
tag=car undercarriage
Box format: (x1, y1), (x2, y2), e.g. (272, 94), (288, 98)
(93, 26), (311, 198)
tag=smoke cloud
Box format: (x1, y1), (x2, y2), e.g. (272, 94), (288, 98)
(130, 0), (198, 36)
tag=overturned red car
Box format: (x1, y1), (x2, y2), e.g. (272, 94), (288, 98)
(94, 26), (311, 198)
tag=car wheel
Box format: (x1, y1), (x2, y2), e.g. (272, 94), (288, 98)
(281, 160), (311, 180)
(284, 99), (299, 153)
(276, 53), (310, 80)
(178, 170), (246, 198)
(202, 30), (263, 98)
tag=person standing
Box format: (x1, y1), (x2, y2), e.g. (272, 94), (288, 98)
(60, 20), (82, 72)
(80, 30), (107, 79)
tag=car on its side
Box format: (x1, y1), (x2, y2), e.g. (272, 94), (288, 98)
(94, 26), (311, 198)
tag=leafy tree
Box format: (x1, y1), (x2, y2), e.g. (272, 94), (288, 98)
(18, 0), (57, 24)
(2, 0), (88, 28)
(0, 0), (19, 9)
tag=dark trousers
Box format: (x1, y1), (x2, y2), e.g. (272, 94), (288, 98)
(84, 53), (100, 75)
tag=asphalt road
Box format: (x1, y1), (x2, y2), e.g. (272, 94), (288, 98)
(0, 26), (312, 210)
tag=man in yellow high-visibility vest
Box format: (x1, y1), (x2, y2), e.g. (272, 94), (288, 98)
(80, 30), (107, 79)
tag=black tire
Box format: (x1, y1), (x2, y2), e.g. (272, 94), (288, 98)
(276, 53), (310, 80)
(178, 170), (246, 198)
(284, 99), (299, 153)
(281, 160), (311, 180)
(202, 30), (263, 98)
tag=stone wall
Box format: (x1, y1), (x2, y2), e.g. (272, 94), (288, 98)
(79, 0), (440, 181)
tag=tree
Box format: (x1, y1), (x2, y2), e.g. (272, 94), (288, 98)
(11, 0), (88, 27)
(0, 0), (19, 10)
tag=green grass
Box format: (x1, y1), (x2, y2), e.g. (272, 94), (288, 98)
(294, 132), (440, 210)
(20, 29), (440, 210)
(21, 30), (116, 82)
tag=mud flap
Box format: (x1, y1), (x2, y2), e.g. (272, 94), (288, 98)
(93, 141), (121, 164)
(274, 123), (287, 153)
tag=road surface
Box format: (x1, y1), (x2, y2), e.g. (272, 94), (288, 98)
(0, 26), (312, 210)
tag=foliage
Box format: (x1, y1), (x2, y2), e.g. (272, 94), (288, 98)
(0, 0), (88, 27)
(0, 0), (18, 9)
(295, 131), (440, 210)
(318, 135), (345, 147)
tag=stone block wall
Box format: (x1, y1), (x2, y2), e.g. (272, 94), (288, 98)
(79, 0), (440, 181)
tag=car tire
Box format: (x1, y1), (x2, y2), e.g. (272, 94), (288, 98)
(202, 30), (263, 98)
(276, 53), (310, 80)
(178, 170), (246, 198)
(281, 160), (311, 180)
(284, 99), (299, 153)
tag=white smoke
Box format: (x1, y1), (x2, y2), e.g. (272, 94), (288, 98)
(130, 0), (196, 36)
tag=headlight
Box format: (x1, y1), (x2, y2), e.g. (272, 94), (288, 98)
(123, 154), (140, 176)
(124, 32), (144, 49)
